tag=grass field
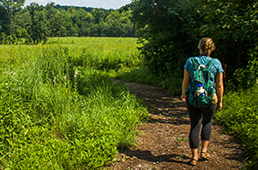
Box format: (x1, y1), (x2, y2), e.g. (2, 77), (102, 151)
(0, 37), (149, 169)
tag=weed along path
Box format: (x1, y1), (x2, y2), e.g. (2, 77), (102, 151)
(106, 80), (245, 170)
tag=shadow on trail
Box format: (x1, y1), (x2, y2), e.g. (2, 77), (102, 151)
(210, 130), (244, 162)
(116, 80), (189, 121)
(149, 117), (191, 125)
(124, 150), (190, 165)
(141, 94), (188, 110)
(142, 95), (191, 125)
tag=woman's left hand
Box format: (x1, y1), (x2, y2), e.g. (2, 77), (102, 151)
(216, 101), (223, 110)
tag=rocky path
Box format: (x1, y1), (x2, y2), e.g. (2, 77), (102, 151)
(106, 81), (244, 170)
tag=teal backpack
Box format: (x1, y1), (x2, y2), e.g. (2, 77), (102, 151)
(188, 57), (217, 107)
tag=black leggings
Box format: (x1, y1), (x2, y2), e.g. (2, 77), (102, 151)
(186, 102), (217, 149)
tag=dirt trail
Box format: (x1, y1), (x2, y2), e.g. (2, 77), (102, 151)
(106, 81), (244, 170)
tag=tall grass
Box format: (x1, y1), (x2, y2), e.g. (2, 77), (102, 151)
(214, 85), (258, 169)
(47, 37), (142, 70)
(0, 38), (148, 169)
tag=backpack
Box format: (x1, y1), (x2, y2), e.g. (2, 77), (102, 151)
(188, 57), (217, 107)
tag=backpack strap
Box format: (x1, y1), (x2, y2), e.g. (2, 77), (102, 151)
(206, 58), (215, 70)
(191, 57), (198, 69)
(191, 57), (215, 70)
(205, 58), (215, 85)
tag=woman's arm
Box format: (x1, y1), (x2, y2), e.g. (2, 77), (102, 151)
(216, 72), (224, 110)
(181, 69), (190, 101)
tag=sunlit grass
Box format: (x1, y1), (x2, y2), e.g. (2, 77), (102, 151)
(0, 37), (148, 169)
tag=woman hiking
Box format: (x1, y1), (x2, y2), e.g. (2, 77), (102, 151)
(181, 37), (224, 166)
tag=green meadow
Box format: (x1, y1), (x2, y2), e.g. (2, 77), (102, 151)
(0, 37), (149, 169)
(1, 37), (257, 169)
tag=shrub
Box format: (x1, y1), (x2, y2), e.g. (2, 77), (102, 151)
(214, 85), (258, 169)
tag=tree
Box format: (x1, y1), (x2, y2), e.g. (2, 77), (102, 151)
(64, 7), (79, 37)
(28, 3), (48, 43)
(126, 0), (257, 92)
(0, 6), (8, 34)
(126, 0), (201, 78)
(46, 2), (65, 37)
(13, 8), (30, 35)
(199, 0), (258, 89)
(106, 10), (135, 37)
(91, 8), (106, 24)
(81, 12), (95, 36)
(0, 0), (25, 36)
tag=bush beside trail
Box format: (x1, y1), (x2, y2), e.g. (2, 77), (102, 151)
(214, 85), (258, 169)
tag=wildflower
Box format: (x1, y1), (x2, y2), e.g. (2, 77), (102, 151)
(44, 46), (47, 48)
(74, 70), (79, 78)
(38, 43), (42, 47)
(53, 77), (56, 84)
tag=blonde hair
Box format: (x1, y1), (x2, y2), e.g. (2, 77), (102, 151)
(198, 38), (216, 56)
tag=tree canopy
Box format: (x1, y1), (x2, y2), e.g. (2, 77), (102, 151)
(125, 0), (257, 92)
(0, 0), (25, 36)
(0, 2), (136, 44)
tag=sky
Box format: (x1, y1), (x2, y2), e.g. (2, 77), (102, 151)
(24, 0), (133, 9)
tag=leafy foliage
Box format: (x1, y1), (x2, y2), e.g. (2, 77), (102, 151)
(0, 0), (25, 35)
(122, 0), (203, 94)
(199, 0), (258, 90)
(125, 0), (258, 94)
(0, 1), (137, 44)
(28, 3), (48, 43)
(214, 85), (258, 169)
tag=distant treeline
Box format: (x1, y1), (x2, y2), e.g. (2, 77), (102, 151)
(54, 4), (102, 13)
(0, 1), (136, 44)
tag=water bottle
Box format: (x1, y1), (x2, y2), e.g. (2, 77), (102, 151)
(196, 83), (205, 96)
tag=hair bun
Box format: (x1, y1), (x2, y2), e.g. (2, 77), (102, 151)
(199, 38), (215, 56)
